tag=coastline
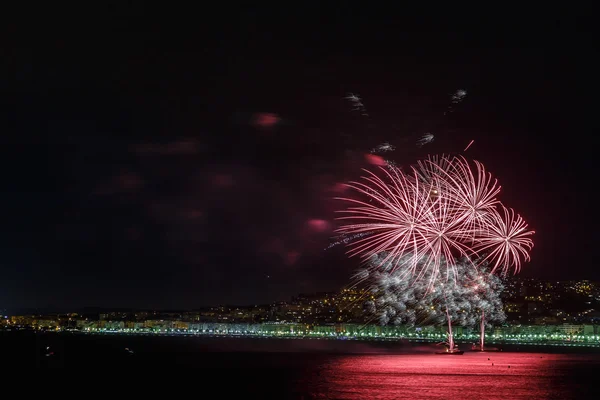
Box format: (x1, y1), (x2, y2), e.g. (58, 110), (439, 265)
(3, 329), (600, 353)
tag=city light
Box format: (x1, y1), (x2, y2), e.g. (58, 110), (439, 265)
(2, 278), (599, 347)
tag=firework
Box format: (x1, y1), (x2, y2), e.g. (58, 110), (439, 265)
(451, 89), (468, 104)
(344, 92), (368, 116)
(464, 139), (474, 152)
(365, 256), (480, 350)
(416, 133), (434, 147)
(444, 89), (468, 115)
(324, 232), (372, 250)
(423, 156), (502, 233)
(384, 159), (398, 171)
(471, 206), (534, 276)
(365, 255), (505, 351)
(461, 263), (506, 350)
(336, 166), (445, 282)
(336, 155), (534, 285)
(371, 142), (396, 154)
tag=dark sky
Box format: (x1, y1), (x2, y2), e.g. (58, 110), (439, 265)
(1, 7), (598, 311)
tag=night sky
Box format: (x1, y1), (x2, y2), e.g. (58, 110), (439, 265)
(1, 7), (597, 311)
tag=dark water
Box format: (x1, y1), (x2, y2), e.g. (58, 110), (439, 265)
(2, 331), (599, 399)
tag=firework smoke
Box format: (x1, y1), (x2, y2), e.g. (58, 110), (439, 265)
(364, 255), (505, 350)
(461, 263), (506, 350)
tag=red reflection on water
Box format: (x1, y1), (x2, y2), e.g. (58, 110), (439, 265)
(302, 353), (568, 399)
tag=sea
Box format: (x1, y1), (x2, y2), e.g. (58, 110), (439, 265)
(2, 331), (600, 399)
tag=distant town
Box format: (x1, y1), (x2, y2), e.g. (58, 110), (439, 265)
(2, 277), (600, 346)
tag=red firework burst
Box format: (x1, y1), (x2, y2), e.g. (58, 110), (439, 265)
(472, 205), (535, 276)
(424, 156), (502, 232)
(336, 155), (534, 282)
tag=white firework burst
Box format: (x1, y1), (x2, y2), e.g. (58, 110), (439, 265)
(451, 89), (467, 103)
(371, 142), (396, 154)
(416, 133), (434, 147)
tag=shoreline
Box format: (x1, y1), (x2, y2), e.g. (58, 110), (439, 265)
(3, 329), (600, 352)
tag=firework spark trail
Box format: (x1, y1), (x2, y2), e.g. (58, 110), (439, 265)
(472, 206), (535, 276)
(336, 166), (444, 278)
(451, 89), (468, 104)
(340, 163), (451, 274)
(414, 154), (455, 188)
(416, 133), (434, 147)
(384, 159), (398, 171)
(371, 142), (395, 154)
(336, 155), (534, 286)
(444, 88), (468, 115)
(464, 139), (474, 152)
(344, 92), (369, 116)
(423, 156), (502, 234)
(324, 232), (371, 250)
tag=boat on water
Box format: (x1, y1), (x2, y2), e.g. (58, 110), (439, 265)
(470, 344), (502, 352)
(435, 345), (464, 355)
(435, 349), (464, 355)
